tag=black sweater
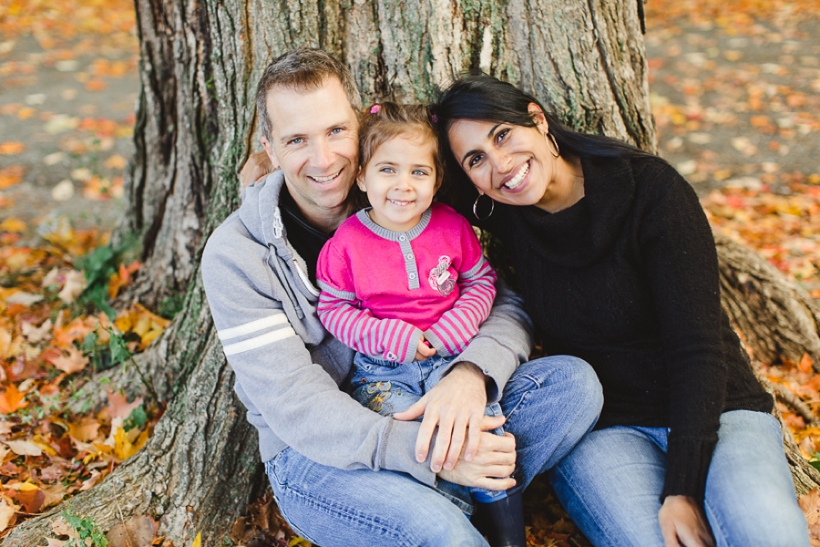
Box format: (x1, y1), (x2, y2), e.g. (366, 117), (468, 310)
(479, 154), (772, 503)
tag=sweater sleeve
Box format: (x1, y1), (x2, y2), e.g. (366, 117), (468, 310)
(424, 216), (497, 357)
(201, 221), (435, 486)
(637, 159), (726, 505)
(316, 238), (423, 364)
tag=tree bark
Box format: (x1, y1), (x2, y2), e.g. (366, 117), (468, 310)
(4, 1), (817, 545)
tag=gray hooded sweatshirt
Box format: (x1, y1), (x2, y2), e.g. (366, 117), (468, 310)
(201, 171), (533, 487)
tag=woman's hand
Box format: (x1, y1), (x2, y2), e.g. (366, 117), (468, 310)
(437, 429), (517, 490)
(393, 361), (489, 473)
(414, 336), (437, 361)
(658, 495), (715, 547)
(239, 150), (277, 187)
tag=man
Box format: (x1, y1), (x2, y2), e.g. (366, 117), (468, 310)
(201, 48), (602, 546)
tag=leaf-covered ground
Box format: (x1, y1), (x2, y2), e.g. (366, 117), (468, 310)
(1, 0), (820, 546)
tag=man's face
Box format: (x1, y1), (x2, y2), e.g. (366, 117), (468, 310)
(261, 77), (359, 227)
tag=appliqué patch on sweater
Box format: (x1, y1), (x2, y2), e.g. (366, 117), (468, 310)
(429, 255), (456, 296)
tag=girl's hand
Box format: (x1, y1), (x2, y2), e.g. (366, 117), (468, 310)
(658, 495), (715, 547)
(414, 336), (436, 361)
(436, 430), (517, 490)
(394, 362), (490, 472)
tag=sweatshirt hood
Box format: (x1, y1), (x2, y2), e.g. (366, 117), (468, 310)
(239, 170), (287, 247)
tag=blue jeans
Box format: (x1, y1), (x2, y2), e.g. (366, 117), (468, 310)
(549, 410), (810, 547)
(351, 352), (506, 502)
(265, 355), (603, 547)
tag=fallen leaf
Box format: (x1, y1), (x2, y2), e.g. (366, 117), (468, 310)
(0, 421), (14, 435)
(68, 417), (101, 443)
(0, 497), (20, 532)
(191, 531), (202, 547)
(45, 347), (89, 374)
(41, 483), (68, 509)
(4, 439), (42, 456)
(0, 384), (27, 414)
(800, 354), (815, 375)
(14, 486), (44, 513)
(5, 291), (44, 306)
(22, 319), (52, 343)
(58, 269), (86, 304)
(106, 514), (157, 547)
(0, 165), (25, 189)
(0, 217), (26, 233)
(52, 179), (75, 201)
(104, 389), (143, 421)
(0, 142), (25, 155)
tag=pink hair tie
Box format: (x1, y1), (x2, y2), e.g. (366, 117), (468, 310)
(370, 104), (381, 114)
(431, 114), (438, 123)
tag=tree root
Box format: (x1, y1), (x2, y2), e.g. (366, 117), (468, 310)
(716, 234), (820, 371)
(771, 381), (820, 428)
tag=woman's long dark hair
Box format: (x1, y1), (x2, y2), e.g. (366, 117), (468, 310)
(431, 74), (651, 204)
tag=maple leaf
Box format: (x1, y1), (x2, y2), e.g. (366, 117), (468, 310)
(21, 318), (52, 343)
(58, 269), (86, 304)
(68, 417), (101, 443)
(103, 388), (143, 421)
(41, 483), (68, 509)
(45, 347), (89, 374)
(0, 383), (27, 414)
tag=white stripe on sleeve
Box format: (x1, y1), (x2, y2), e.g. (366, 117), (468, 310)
(222, 326), (296, 355)
(218, 313), (288, 340)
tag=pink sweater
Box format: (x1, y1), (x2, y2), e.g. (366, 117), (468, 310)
(316, 203), (497, 365)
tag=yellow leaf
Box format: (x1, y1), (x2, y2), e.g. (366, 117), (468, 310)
(191, 531), (202, 547)
(289, 537), (312, 547)
(0, 217), (26, 233)
(0, 383), (27, 414)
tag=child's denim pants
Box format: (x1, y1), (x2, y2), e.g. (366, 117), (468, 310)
(350, 351), (507, 503)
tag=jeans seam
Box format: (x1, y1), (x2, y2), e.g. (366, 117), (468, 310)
(552, 465), (622, 547)
(703, 497), (728, 547)
(503, 374), (541, 421)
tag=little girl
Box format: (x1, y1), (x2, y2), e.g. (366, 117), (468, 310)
(316, 102), (524, 547)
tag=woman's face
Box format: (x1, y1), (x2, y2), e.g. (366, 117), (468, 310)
(446, 104), (558, 208)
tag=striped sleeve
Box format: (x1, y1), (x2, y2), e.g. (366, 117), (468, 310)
(316, 238), (423, 364)
(424, 221), (497, 357)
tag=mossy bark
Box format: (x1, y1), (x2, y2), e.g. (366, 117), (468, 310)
(4, 1), (817, 546)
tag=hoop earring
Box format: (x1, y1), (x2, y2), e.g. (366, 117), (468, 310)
(546, 132), (560, 158)
(473, 192), (495, 220)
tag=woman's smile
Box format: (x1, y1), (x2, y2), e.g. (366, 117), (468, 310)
(499, 159), (531, 191)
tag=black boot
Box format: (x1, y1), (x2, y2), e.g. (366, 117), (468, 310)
(471, 485), (527, 547)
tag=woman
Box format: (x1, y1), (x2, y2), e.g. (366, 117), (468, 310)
(432, 75), (809, 547)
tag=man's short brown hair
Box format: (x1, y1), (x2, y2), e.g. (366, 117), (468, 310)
(255, 48), (362, 141)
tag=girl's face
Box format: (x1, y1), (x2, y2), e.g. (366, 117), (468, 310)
(446, 104), (559, 209)
(357, 133), (438, 232)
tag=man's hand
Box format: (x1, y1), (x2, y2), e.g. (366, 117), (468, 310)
(239, 150), (277, 188)
(393, 362), (489, 472)
(437, 429), (517, 490)
(414, 336), (436, 361)
(658, 495), (715, 547)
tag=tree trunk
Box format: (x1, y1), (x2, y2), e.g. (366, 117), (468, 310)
(4, 1), (817, 545)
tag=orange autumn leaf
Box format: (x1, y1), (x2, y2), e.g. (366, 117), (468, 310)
(107, 261), (141, 299)
(800, 354), (815, 375)
(0, 384), (27, 414)
(68, 417), (101, 443)
(0, 165), (25, 189)
(45, 347), (89, 374)
(0, 142), (25, 155)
